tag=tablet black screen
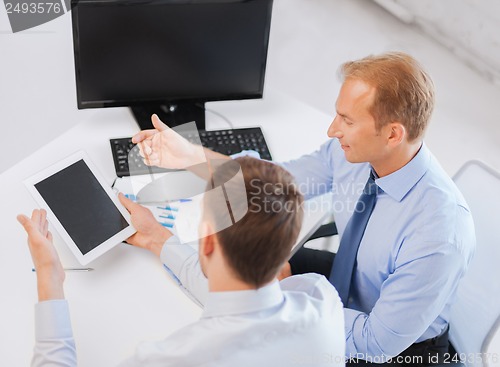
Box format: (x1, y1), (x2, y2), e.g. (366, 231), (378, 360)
(35, 159), (128, 255)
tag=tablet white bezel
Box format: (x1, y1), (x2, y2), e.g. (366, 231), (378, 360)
(24, 151), (136, 265)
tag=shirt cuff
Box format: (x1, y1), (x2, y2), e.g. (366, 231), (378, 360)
(230, 150), (261, 159)
(343, 308), (365, 356)
(160, 235), (197, 277)
(35, 300), (73, 340)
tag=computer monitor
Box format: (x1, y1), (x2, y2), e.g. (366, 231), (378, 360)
(71, 0), (274, 130)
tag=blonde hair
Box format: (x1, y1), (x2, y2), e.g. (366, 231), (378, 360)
(340, 52), (435, 141)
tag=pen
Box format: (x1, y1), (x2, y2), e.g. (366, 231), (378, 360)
(32, 268), (94, 272)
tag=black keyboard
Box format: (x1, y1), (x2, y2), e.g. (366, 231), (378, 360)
(110, 127), (272, 177)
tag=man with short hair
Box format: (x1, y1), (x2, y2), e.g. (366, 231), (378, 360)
(135, 52), (476, 365)
(19, 157), (345, 367)
(280, 52), (476, 364)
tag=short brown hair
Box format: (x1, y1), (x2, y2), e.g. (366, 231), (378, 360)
(340, 52), (435, 141)
(204, 157), (303, 288)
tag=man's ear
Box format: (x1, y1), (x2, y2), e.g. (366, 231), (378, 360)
(387, 122), (406, 146)
(199, 221), (215, 257)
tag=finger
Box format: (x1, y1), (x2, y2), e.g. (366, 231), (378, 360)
(139, 141), (153, 156)
(42, 218), (49, 237)
(132, 129), (156, 144)
(118, 193), (140, 212)
(40, 209), (48, 233)
(142, 150), (152, 165)
(17, 214), (31, 230)
(137, 138), (153, 159)
(17, 214), (38, 237)
(145, 139), (153, 155)
(152, 114), (170, 132)
(47, 231), (53, 242)
(144, 153), (159, 166)
(31, 209), (41, 231)
(137, 142), (147, 158)
(124, 233), (137, 247)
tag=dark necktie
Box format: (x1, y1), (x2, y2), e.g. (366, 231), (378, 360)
(329, 172), (379, 306)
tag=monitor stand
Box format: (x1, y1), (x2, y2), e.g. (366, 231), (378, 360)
(130, 102), (206, 131)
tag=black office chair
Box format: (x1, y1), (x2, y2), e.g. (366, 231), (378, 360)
(305, 222), (338, 243)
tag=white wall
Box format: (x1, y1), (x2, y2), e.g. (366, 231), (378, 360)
(266, 0), (500, 175)
(373, 0), (500, 85)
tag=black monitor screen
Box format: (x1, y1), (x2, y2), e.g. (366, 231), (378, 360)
(72, 0), (273, 109)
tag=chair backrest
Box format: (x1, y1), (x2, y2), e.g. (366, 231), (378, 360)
(450, 160), (500, 367)
(482, 316), (500, 366)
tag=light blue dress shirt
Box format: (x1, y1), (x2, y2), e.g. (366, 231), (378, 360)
(281, 139), (476, 359)
(32, 240), (346, 366)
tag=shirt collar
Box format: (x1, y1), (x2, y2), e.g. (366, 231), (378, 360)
(374, 143), (431, 202)
(201, 280), (284, 318)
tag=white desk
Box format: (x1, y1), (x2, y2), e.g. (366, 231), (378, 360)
(0, 89), (332, 366)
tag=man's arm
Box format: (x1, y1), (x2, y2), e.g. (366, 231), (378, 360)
(17, 210), (77, 367)
(160, 237), (208, 306)
(33, 300), (77, 367)
(344, 240), (469, 360)
(132, 114), (338, 200)
(119, 194), (209, 305)
(279, 139), (337, 200)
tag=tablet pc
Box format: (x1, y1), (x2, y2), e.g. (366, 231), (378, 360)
(24, 151), (136, 265)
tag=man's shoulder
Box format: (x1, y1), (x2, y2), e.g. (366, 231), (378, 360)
(416, 156), (469, 211)
(403, 152), (475, 251)
(280, 273), (342, 307)
(280, 272), (329, 289)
